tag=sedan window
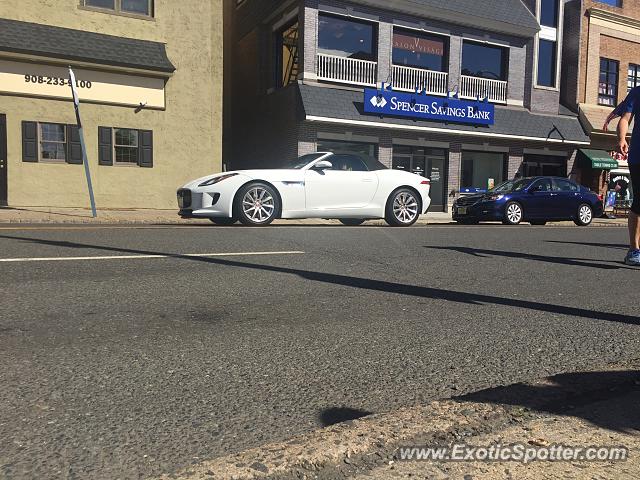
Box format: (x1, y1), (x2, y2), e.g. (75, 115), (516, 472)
(530, 179), (553, 192)
(553, 179), (579, 192)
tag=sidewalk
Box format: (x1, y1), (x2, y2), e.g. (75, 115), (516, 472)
(0, 206), (629, 226)
(164, 361), (640, 480)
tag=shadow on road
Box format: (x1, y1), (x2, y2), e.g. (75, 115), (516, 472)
(425, 245), (631, 270)
(319, 407), (373, 427)
(458, 369), (640, 433)
(1, 234), (639, 327)
(545, 240), (629, 250)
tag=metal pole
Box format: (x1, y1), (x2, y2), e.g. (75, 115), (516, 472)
(68, 67), (97, 218)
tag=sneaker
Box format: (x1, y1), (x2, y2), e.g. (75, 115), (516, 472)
(625, 249), (640, 266)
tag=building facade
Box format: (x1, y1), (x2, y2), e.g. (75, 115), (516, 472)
(0, 0), (223, 210)
(562, 0), (638, 206)
(226, 0), (589, 212)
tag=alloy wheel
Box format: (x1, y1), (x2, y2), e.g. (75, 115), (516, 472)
(242, 187), (275, 223)
(506, 203), (522, 224)
(393, 191), (419, 224)
(579, 205), (592, 224)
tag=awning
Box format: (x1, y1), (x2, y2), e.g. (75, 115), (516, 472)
(578, 149), (618, 169)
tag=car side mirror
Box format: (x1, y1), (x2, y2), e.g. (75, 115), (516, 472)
(313, 160), (333, 170)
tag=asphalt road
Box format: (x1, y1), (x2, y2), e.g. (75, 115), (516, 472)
(0, 223), (638, 479)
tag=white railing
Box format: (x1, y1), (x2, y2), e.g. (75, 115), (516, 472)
(459, 75), (508, 104)
(316, 53), (377, 87)
(391, 65), (448, 95)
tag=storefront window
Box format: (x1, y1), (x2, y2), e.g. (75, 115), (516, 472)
(317, 13), (377, 61)
(461, 41), (507, 81)
(461, 151), (505, 191)
(392, 29), (447, 72)
(523, 154), (566, 177)
(316, 139), (377, 159)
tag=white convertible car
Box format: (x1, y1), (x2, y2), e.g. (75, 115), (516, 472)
(177, 152), (431, 226)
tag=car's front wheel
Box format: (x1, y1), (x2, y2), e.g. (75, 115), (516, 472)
(234, 182), (280, 226)
(503, 202), (523, 225)
(210, 217), (237, 225)
(574, 203), (593, 226)
(339, 219), (366, 226)
(385, 188), (421, 227)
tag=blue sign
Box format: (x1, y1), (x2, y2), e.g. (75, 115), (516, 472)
(363, 88), (495, 126)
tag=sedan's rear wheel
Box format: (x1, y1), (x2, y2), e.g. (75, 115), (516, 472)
(339, 219), (366, 226)
(235, 182), (280, 226)
(385, 188), (421, 227)
(574, 203), (593, 226)
(503, 202), (523, 225)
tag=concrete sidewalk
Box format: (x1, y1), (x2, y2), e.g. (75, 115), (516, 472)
(164, 361), (640, 480)
(0, 206), (629, 226)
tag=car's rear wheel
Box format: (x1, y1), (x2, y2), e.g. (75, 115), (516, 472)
(530, 220), (546, 226)
(503, 202), (523, 225)
(339, 219), (366, 226)
(209, 217), (237, 225)
(234, 182), (280, 226)
(385, 188), (421, 227)
(574, 203), (593, 226)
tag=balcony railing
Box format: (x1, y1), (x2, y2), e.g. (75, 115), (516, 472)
(316, 53), (377, 87)
(391, 65), (448, 96)
(459, 75), (507, 104)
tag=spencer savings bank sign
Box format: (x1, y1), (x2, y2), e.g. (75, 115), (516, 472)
(363, 88), (495, 126)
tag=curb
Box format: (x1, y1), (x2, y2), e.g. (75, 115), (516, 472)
(161, 362), (640, 480)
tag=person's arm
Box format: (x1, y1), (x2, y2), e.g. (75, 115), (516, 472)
(617, 111), (633, 155)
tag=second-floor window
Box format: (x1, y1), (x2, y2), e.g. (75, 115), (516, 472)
(628, 64), (640, 92)
(537, 39), (557, 87)
(83, 0), (153, 17)
(461, 41), (507, 81)
(599, 58), (619, 106)
(392, 28), (448, 72)
(317, 13), (377, 61)
(595, 0), (622, 6)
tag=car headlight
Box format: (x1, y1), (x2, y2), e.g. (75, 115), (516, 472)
(198, 173), (238, 187)
(485, 194), (505, 201)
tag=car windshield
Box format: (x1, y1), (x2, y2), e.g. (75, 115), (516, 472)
(281, 153), (327, 169)
(491, 179), (531, 193)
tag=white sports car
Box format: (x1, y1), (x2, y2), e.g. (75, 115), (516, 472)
(177, 152), (431, 226)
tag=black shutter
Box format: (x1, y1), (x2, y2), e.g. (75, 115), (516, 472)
(138, 130), (153, 168)
(66, 125), (83, 164)
(98, 126), (113, 165)
(22, 121), (38, 162)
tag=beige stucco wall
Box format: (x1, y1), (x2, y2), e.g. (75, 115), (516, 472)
(0, 0), (223, 209)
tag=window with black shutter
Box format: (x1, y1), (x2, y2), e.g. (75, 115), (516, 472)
(22, 121), (83, 164)
(99, 127), (153, 168)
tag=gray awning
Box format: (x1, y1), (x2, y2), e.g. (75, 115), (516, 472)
(0, 18), (175, 74)
(299, 84), (590, 145)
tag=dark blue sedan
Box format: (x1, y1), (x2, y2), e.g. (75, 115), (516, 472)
(452, 177), (604, 226)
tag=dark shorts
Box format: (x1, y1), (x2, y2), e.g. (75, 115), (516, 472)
(631, 162), (640, 214)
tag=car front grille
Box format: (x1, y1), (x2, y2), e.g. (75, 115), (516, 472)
(177, 189), (192, 209)
(456, 196), (480, 207)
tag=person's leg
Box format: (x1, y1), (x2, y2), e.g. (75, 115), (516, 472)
(630, 210), (640, 250)
(626, 163), (640, 265)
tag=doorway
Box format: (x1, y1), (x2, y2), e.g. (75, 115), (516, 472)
(392, 145), (447, 211)
(0, 114), (6, 206)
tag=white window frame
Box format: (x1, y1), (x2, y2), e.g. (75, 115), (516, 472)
(82, 0), (153, 19)
(38, 122), (67, 163)
(113, 127), (140, 166)
(533, 0), (563, 90)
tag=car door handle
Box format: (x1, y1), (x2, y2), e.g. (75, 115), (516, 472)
(361, 178), (374, 182)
